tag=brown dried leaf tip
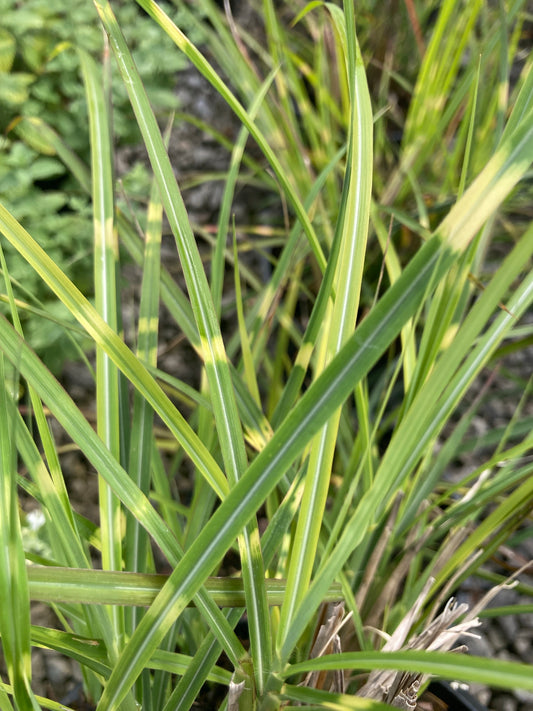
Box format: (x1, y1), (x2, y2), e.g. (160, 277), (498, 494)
(356, 572), (522, 709)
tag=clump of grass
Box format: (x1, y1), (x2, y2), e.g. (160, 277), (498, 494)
(0, 1), (532, 710)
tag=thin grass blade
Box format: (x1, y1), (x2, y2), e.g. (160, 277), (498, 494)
(124, 125), (167, 642)
(92, 0), (274, 690)
(0, 314), (246, 668)
(0, 203), (228, 499)
(79, 47), (127, 666)
(133, 0), (326, 272)
(285, 650), (533, 691)
(278, 1), (373, 648)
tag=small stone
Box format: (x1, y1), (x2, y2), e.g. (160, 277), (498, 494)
(498, 614), (520, 640)
(466, 682), (491, 707)
(513, 633), (533, 661)
(488, 588), (520, 609)
(487, 624), (508, 652)
(492, 693), (518, 711)
(43, 651), (71, 685)
(31, 650), (46, 683)
(517, 611), (533, 628)
(514, 688), (533, 705)
(461, 633), (493, 658)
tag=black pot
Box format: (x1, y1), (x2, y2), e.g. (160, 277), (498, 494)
(427, 681), (488, 711)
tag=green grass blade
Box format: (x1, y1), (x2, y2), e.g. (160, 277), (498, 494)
(278, 1), (373, 648)
(0, 314), (246, 668)
(3, 278), (112, 678)
(396, 226), (533, 528)
(211, 66), (278, 316)
(168, 470), (308, 711)
(403, 0), (483, 151)
(0, 201), (92, 575)
(0, 687), (14, 711)
(121, 215), (275, 451)
(457, 55), (481, 196)
(91, 0), (245, 492)
(0, 203), (228, 499)
(12, 395), (116, 658)
(0, 685), (74, 711)
(498, 39), (533, 144)
(79, 46), (126, 665)
(162, 612), (241, 711)
(13, 404), (90, 569)
(0, 248), (43, 710)
(93, 237), (451, 709)
(0, 329), (134, 544)
(133, 0), (326, 273)
(285, 650), (533, 691)
(439, 118), (533, 253)
(233, 230), (261, 406)
(30, 626), (111, 678)
(2, 6), (532, 704)
(280, 684), (394, 710)
(91, 0), (273, 690)
(277, 106), (533, 658)
(26, 565), (342, 607)
(283, 262), (533, 660)
(0, 359), (40, 711)
(124, 124), (168, 645)
(269, 149), (348, 426)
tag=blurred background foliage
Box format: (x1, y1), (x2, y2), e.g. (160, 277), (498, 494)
(0, 0), (197, 370)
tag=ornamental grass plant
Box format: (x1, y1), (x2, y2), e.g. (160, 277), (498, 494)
(0, 1), (532, 709)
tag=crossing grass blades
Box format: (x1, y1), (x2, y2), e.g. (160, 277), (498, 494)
(1, 1), (533, 709)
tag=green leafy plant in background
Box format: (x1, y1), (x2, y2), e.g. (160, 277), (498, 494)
(0, 0), (195, 371)
(0, 0), (532, 710)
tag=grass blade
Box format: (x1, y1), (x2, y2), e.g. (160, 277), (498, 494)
(26, 565), (342, 608)
(278, 1), (373, 648)
(0, 313), (246, 667)
(0, 203), (228, 499)
(133, 0), (326, 273)
(0, 359), (40, 711)
(91, 0), (273, 690)
(79, 46), (127, 667)
(285, 650), (533, 691)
